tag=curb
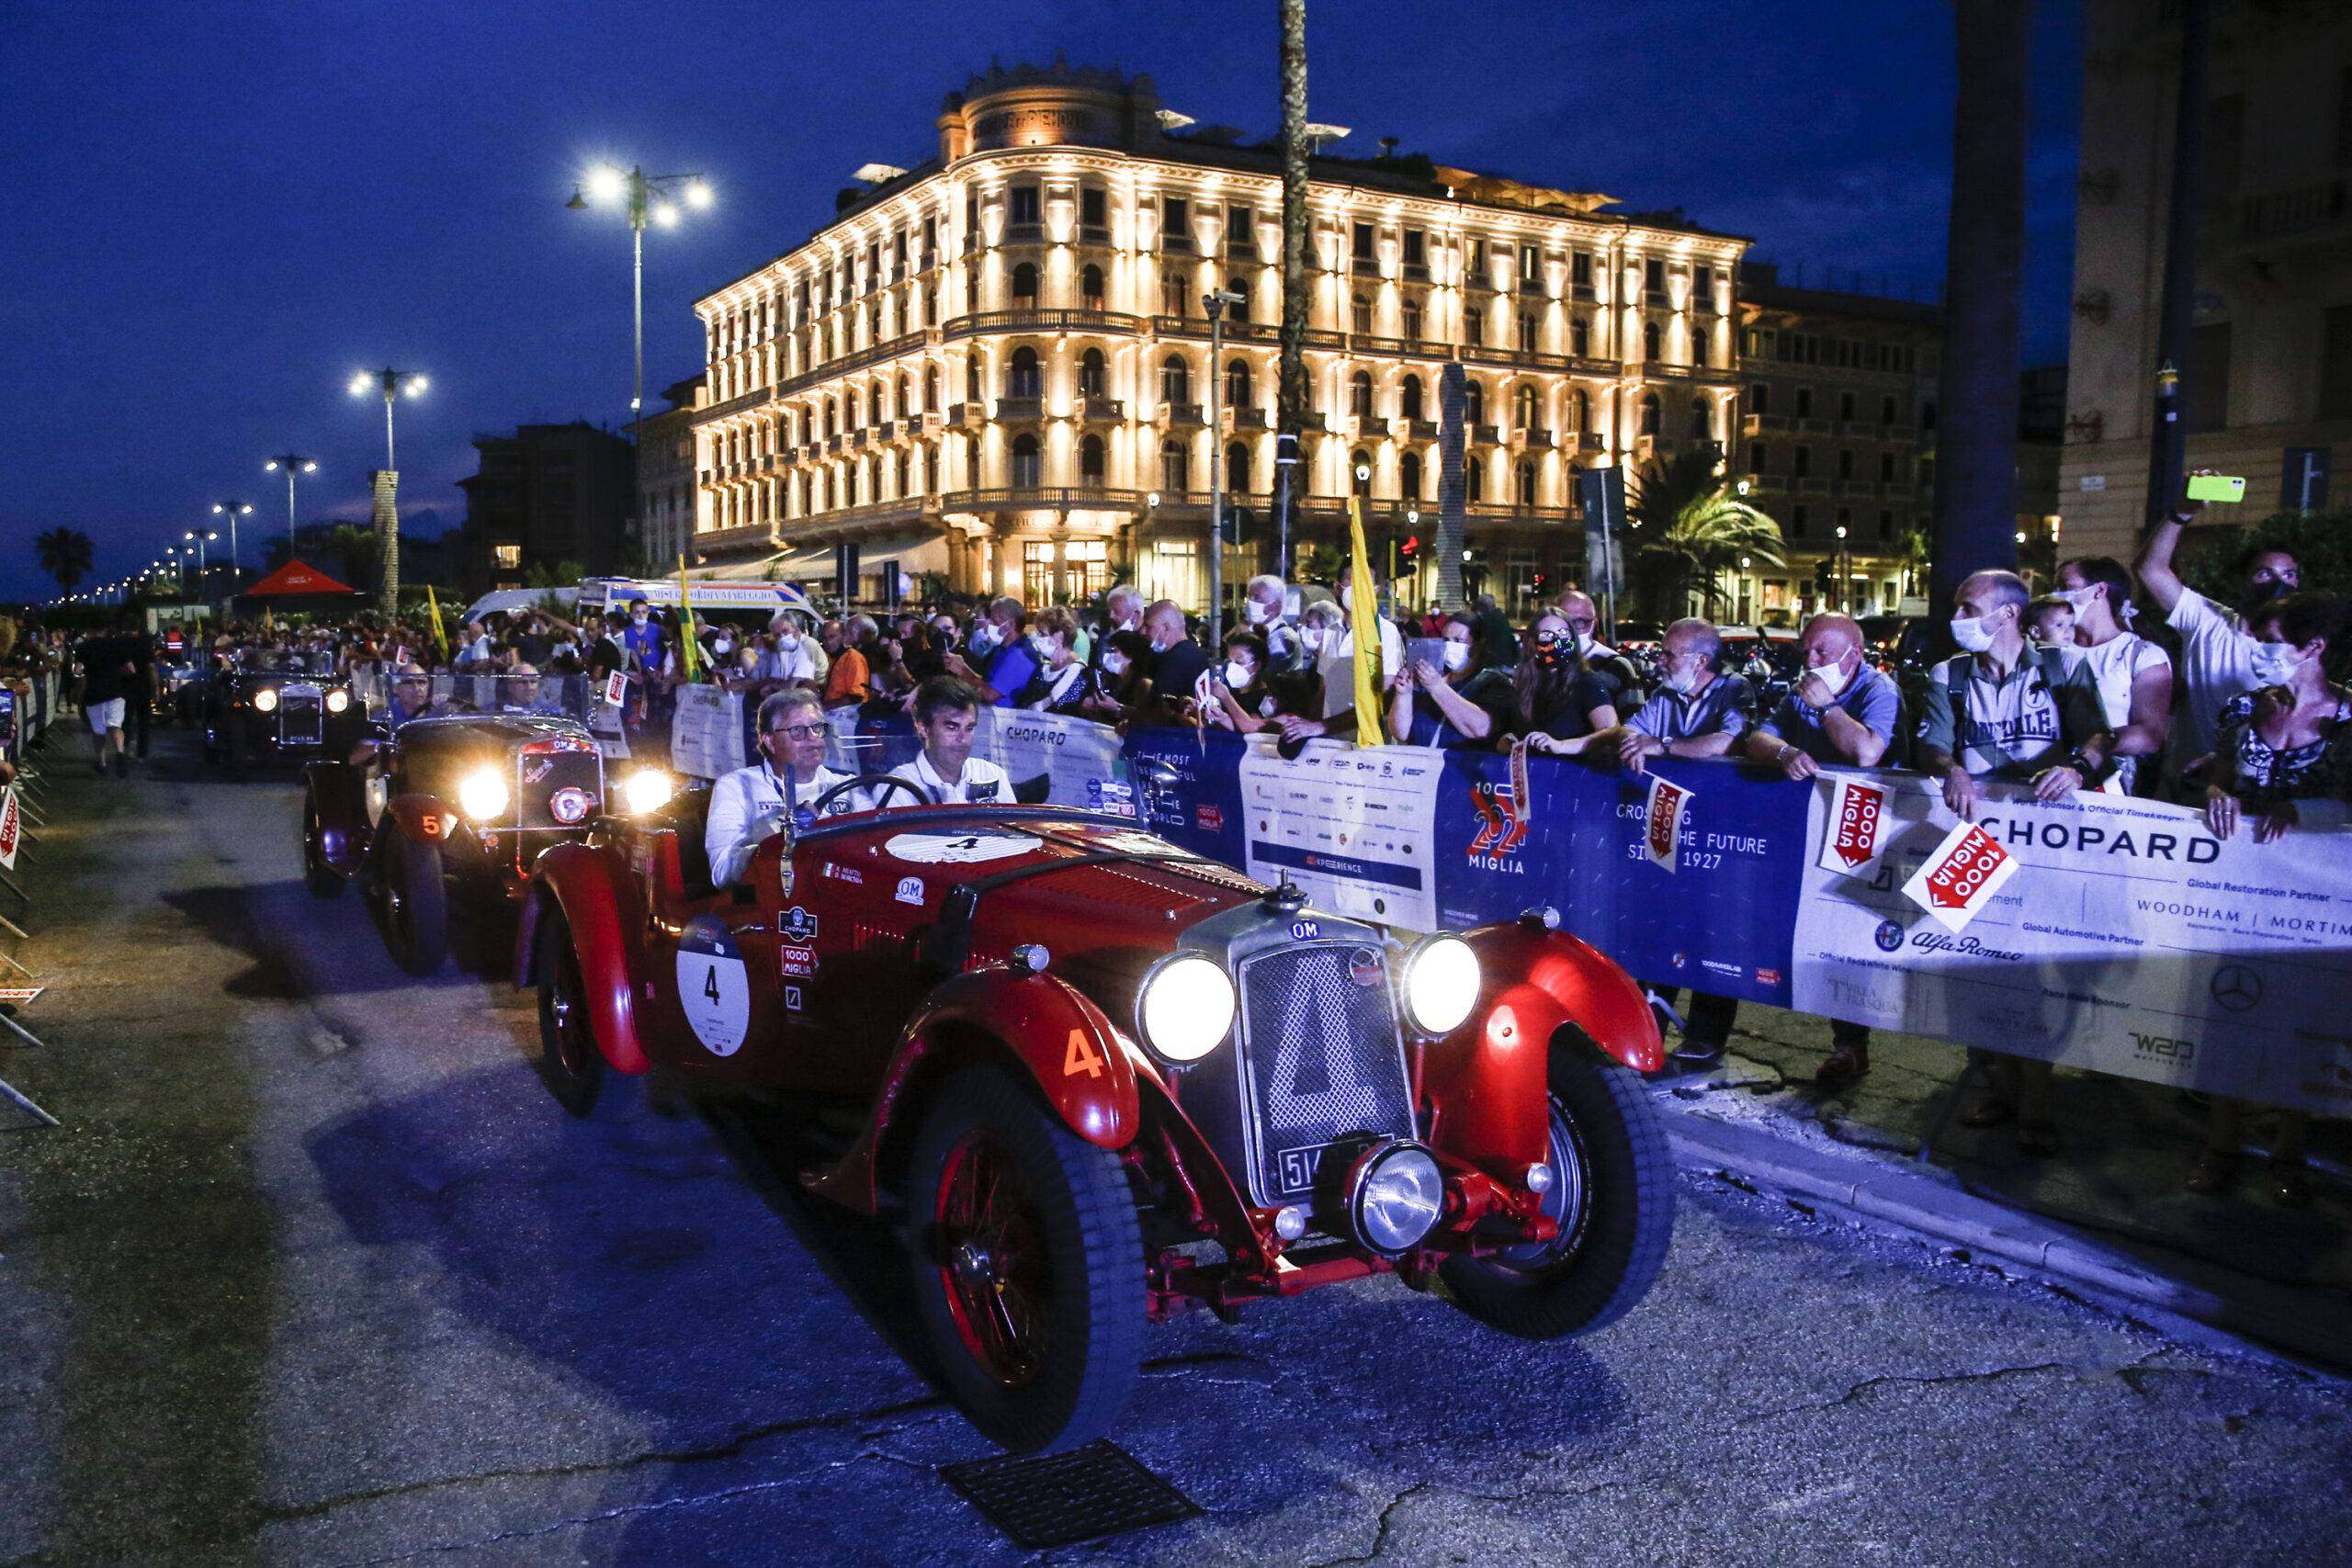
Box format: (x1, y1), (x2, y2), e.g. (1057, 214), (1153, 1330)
(1657, 1102), (2350, 1381)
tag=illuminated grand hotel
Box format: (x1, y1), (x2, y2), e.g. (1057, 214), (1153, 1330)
(688, 62), (1747, 611)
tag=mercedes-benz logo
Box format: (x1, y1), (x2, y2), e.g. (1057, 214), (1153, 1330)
(2209, 964), (2262, 1013)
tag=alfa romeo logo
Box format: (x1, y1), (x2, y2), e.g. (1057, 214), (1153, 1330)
(2208, 964), (2261, 1013)
(1874, 919), (1905, 953)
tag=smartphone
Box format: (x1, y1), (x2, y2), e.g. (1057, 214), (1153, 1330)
(2186, 473), (2245, 503)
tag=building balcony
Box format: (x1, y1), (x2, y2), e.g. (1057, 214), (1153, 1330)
(2211, 175), (2350, 251)
(1793, 476), (1831, 493)
(826, 434), (846, 456)
(1471, 423), (1501, 446)
(994, 395), (1045, 423)
(1743, 412), (1791, 436)
(1400, 418), (1438, 441)
(1576, 432), (1605, 452)
(1159, 401), (1205, 428)
(1233, 406), (1271, 431)
(1519, 427), (1555, 450)
(873, 420), (899, 444)
(943, 402), (975, 429)
(1078, 395), (1125, 423)
(950, 308), (1146, 341)
(946, 484), (1152, 514)
(1151, 312), (1209, 340)
(1798, 417), (1835, 433)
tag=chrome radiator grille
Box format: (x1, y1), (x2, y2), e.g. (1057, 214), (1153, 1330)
(1233, 943), (1415, 1205)
(278, 685), (324, 747)
(516, 744), (602, 830)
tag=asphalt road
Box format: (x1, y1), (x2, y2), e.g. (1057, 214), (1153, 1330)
(2, 729), (2346, 1568)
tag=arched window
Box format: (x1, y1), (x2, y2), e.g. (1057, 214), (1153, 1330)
(1225, 357), (1251, 410)
(1160, 437), (1191, 493)
(1642, 321), (1661, 361)
(823, 399), (838, 436)
(1351, 293), (1374, 334)
(1690, 321), (1711, 367)
(1400, 374), (1424, 421)
(867, 382), (882, 423)
(1011, 262), (1038, 305)
(1350, 449), (1373, 496)
(923, 442), (940, 494)
(1690, 397), (1712, 441)
(1011, 433), (1042, 489)
(1464, 455), (1484, 502)
(1160, 354), (1192, 406)
(1400, 451), (1423, 500)
(896, 449), (910, 496)
(1078, 348), (1106, 399)
(960, 434), (978, 486)
(1514, 382), (1538, 430)
(1350, 370), (1374, 417)
(1401, 298), (1423, 340)
(1008, 346), (1041, 399)
(1226, 442), (1250, 492)
(897, 374), (911, 417)
(1517, 460), (1537, 507)
(1080, 434), (1106, 485)
(1570, 388), (1590, 433)
(965, 355), (982, 404)
(924, 364), (941, 412)
(1640, 392), (1662, 436)
(822, 469), (835, 509)
(1080, 265), (1105, 309)
(1464, 379), (1486, 426)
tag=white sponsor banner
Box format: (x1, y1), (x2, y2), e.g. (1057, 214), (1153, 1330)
(671, 684), (747, 779)
(1236, 737), (1443, 931)
(1793, 772), (2352, 1117)
(1899, 819), (2020, 932)
(984, 707), (1125, 808)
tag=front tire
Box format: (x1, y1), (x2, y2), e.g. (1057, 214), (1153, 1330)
(1440, 1034), (1676, 1340)
(535, 911), (605, 1117)
(379, 824), (447, 976)
(902, 1065), (1145, 1454)
(302, 803), (345, 899)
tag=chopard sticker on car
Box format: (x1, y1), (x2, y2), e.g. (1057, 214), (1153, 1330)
(548, 786), (592, 825)
(779, 906), (819, 942)
(884, 829), (1039, 865)
(675, 917), (752, 1057)
(895, 875), (925, 905)
(779, 944), (817, 979)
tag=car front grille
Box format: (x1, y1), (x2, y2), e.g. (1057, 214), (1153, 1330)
(278, 685), (324, 747)
(1232, 943), (1415, 1206)
(515, 742), (602, 830)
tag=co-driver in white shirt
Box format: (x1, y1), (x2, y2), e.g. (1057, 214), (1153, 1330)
(887, 677), (1012, 806)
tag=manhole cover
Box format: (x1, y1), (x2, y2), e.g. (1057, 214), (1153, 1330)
(941, 1438), (1201, 1550)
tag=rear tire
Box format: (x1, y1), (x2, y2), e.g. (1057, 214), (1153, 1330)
(535, 910), (605, 1117)
(902, 1065), (1145, 1454)
(301, 802), (344, 899)
(379, 825), (447, 976)
(1440, 1035), (1676, 1340)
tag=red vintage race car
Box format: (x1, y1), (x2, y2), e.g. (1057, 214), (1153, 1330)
(520, 783), (1673, 1453)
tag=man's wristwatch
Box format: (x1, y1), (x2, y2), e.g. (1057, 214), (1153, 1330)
(2066, 747), (2109, 783)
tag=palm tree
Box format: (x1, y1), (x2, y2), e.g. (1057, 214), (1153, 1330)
(35, 527), (94, 596)
(1631, 453), (1785, 618)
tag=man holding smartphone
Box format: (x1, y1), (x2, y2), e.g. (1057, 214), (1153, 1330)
(2132, 473), (2301, 770)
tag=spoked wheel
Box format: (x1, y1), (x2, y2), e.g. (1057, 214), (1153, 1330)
(1440, 1034), (1676, 1340)
(379, 824), (447, 976)
(535, 911), (605, 1117)
(301, 803), (345, 899)
(904, 1066), (1143, 1454)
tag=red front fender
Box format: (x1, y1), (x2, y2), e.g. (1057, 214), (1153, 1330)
(386, 793), (460, 851)
(1421, 919), (1665, 1171)
(802, 967), (1140, 1214)
(518, 840), (652, 1076)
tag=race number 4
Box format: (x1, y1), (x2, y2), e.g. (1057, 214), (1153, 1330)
(1063, 1028), (1105, 1079)
(1901, 819), (2020, 932)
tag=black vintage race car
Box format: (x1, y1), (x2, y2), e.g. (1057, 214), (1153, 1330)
(201, 663), (360, 777)
(302, 700), (676, 976)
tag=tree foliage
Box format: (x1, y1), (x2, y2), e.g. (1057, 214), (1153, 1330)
(35, 527), (94, 594)
(1629, 452), (1787, 618)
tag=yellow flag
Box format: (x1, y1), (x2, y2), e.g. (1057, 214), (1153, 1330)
(675, 556), (702, 682)
(424, 583), (448, 660)
(1345, 496), (1382, 747)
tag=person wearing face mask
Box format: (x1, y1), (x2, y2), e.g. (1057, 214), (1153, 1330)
(1743, 613), (1901, 1084)
(1275, 573), (1406, 747)
(2133, 478), (2301, 771)
(1553, 589), (1638, 705)
(618, 598), (665, 678)
(2055, 556), (2171, 795)
(1240, 574), (1304, 671)
(1385, 615), (1512, 747)
(1506, 612), (1623, 754)
(1205, 630), (1283, 733)
(941, 595), (1037, 707)
(1092, 629), (1156, 717)
(1017, 607), (1113, 716)
(1135, 599), (1211, 723)
(2188, 592), (2347, 1205)
(1917, 570), (2111, 820)
(1587, 617), (1754, 778)
(753, 614), (820, 688)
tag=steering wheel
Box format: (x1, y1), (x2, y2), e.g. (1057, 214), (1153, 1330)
(809, 772), (933, 817)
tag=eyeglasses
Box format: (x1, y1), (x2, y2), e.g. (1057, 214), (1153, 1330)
(768, 723), (827, 739)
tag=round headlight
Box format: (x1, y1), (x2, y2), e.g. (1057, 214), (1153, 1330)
(325, 689), (350, 714)
(1136, 954), (1236, 1064)
(1349, 1140), (1444, 1254)
(1401, 935), (1481, 1035)
(253, 688), (278, 713)
(456, 766), (510, 821)
(622, 770), (675, 814)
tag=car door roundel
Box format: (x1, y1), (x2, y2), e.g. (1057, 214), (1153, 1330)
(676, 915), (752, 1057)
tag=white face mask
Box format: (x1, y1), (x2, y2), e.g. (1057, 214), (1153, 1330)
(1223, 660), (1255, 687)
(1442, 642), (1470, 672)
(1148, 631), (1174, 655)
(1102, 651), (1128, 677)
(1805, 654), (1852, 699)
(1575, 631), (1597, 655)
(1244, 599), (1273, 626)
(2248, 640), (2304, 687)
(711, 637), (732, 655)
(1660, 667), (1698, 696)
(1949, 614), (1998, 653)
(1030, 634), (1056, 660)
(1303, 627), (1328, 654)
(2052, 586), (2096, 613)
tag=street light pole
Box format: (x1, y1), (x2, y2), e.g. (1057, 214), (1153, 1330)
(1204, 288), (1243, 646)
(211, 501), (254, 587)
(569, 164), (713, 450)
(265, 454), (318, 560)
(350, 368), (427, 616)
(184, 529), (218, 593)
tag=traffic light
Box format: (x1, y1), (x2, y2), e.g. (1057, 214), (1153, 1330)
(1398, 535), (1420, 563)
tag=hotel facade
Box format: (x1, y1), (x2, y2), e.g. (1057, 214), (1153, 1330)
(688, 62), (1747, 614)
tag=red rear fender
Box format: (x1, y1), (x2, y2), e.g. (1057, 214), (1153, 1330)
(522, 840), (652, 1075)
(802, 968), (1140, 1214)
(1421, 920), (1664, 1171)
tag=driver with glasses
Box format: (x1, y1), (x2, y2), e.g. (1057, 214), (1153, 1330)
(706, 689), (858, 886)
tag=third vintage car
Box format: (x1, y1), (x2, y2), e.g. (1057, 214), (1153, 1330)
(302, 674), (677, 976)
(201, 660), (361, 778)
(517, 781), (1674, 1454)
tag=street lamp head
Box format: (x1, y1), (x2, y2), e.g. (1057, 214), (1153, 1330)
(586, 164), (628, 204)
(651, 202), (680, 229)
(683, 179), (714, 209)
(302, 460), (318, 472)
(1146, 491), (1161, 508)
(349, 372), (375, 397)
(212, 503), (225, 514)
(266, 459), (279, 471)
(184, 530), (197, 541)
(1835, 525), (1848, 539)
(404, 374), (428, 397)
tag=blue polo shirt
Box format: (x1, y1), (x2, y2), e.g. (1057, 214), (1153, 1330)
(1757, 665), (1901, 761)
(980, 638), (1038, 708)
(1627, 672), (1754, 744)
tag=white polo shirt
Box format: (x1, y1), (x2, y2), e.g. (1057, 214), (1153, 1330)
(888, 750), (1012, 806)
(2166, 589), (2257, 763)
(705, 759), (856, 886)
